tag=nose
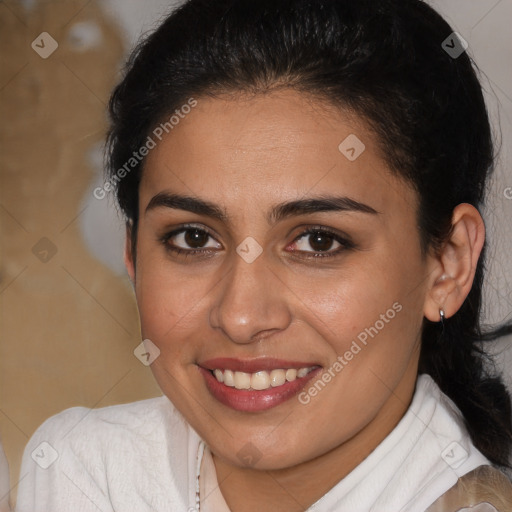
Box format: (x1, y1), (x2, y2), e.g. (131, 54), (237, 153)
(209, 250), (292, 345)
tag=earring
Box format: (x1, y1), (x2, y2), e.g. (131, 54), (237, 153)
(437, 308), (446, 342)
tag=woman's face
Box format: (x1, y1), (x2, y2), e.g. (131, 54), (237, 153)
(128, 90), (432, 470)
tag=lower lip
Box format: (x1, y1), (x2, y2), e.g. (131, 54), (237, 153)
(198, 366), (322, 412)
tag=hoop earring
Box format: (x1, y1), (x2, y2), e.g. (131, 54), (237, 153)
(438, 308), (446, 342)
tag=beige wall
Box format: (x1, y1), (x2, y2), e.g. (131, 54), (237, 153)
(0, 1), (161, 508)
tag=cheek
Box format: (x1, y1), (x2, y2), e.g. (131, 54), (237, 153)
(133, 251), (209, 405)
(293, 261), (399, 340)
(290, 280), (421, 448)
(295, 253), (423, 373)
(134, 247), (208, 349)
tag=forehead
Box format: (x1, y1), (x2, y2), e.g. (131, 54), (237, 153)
(140, 89), (416, 218)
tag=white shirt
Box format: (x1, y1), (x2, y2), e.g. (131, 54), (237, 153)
(15, 374), (490, 512)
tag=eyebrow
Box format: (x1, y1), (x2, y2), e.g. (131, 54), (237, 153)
(145, 192), (379, 224)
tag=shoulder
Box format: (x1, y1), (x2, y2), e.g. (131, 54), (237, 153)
(16, 396), (194, 511)
(425, 465), (512, 511)
(23, 396), (193, 482)
(390, 374), (495, 510)
(25, 395), (189, 463)
(416, 375), (512, 509)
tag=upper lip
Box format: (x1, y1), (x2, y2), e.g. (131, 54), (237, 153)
(199, 357), (320, 373)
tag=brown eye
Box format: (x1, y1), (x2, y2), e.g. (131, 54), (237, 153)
(184, 228), (210, 248)
(293, 230), (341, 253)
(162, 226), (222, 254)
(288, 227), (354, 259)
(307, 232), (336, 252)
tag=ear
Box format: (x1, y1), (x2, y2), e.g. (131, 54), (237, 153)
(424, 203), (485, 322)
(124, 221), (136, 283)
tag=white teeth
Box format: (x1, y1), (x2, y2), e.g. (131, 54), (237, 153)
(297, 368), (309, 378)
(270, 369), (286, 387)
(286, 369), (297, 381)
(234, 371), (251, 389)
(251, 371), (270, 390)
(212, 367), (315, 390)
(224, 370), (235, 387)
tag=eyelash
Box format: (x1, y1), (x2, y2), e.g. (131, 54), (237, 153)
(159, 223), (354, 260)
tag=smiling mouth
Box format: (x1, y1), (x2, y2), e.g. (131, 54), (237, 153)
(198, 357), (323, 411)
(210, 367), (318, 390)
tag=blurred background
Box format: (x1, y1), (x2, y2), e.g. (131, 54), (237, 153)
(0, 0), (511, 509)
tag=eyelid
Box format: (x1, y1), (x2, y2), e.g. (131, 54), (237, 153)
(161, 222), (216, 236)
(287, 225), (355, 254)
(289, 223), (352, 241)
(158, 224), (222, 249)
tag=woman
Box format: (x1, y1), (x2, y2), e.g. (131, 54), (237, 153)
(16, 0), (512, 510)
